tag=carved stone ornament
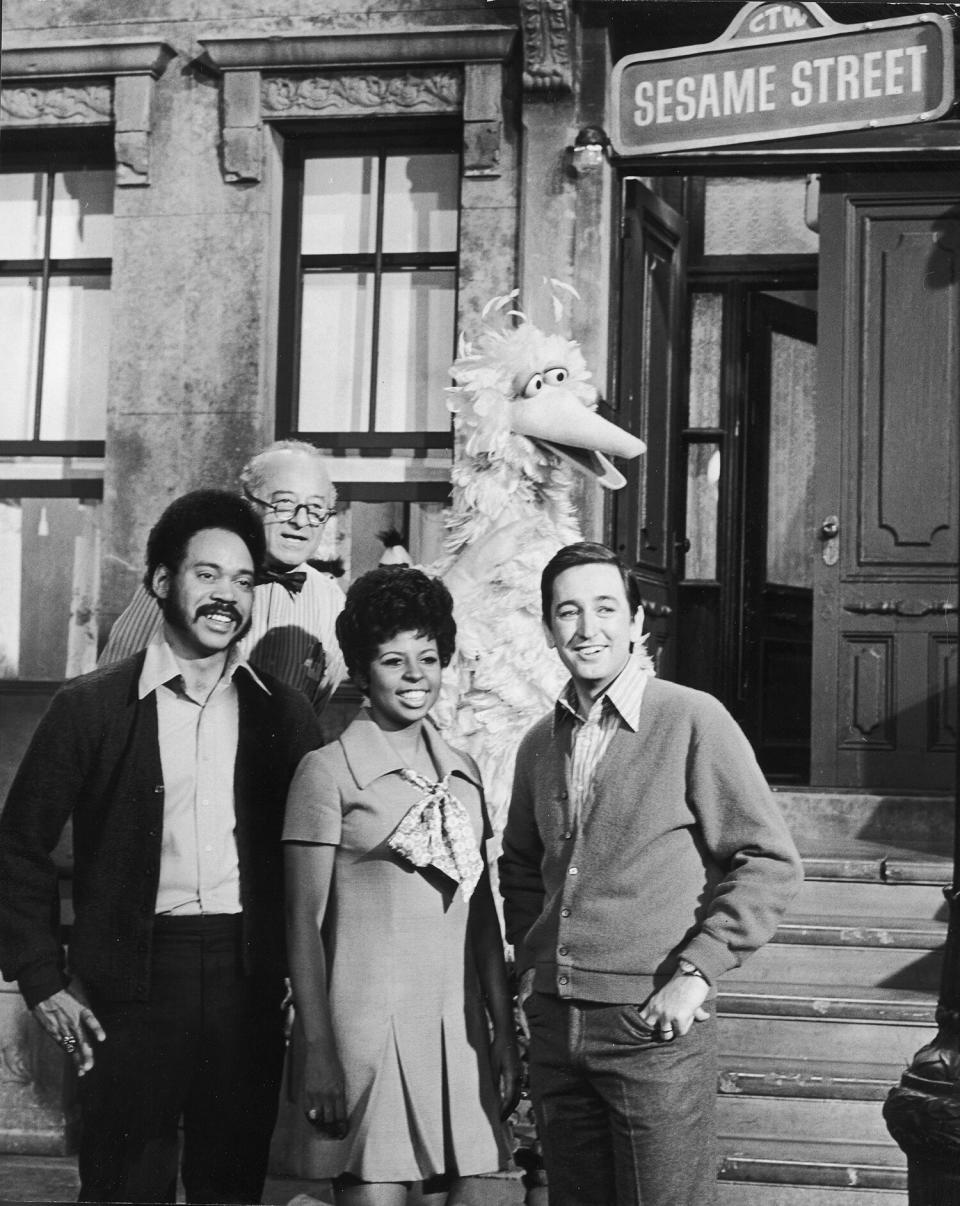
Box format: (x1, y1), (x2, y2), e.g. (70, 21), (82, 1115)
(520, 0), (573, 92)
(0, 81), (112, 126)
(1, 40), (175, 186)
(262, 68), (462, 118)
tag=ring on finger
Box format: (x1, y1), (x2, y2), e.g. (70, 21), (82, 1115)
(60, 1035), (78, 1053)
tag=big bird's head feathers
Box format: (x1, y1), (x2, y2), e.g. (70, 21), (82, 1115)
(447, 300), (644, 493)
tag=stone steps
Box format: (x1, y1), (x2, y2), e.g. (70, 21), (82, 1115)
(727, 942), (942, 990)
(795, 878), (948, 921)
(717, 1186), (905, 1205)
(719, 1094), (898, 1148)
(717, 1137), (907, 1191)
(718, 1054), (904, 1101)
(715, 790), (951, 1202)
(775, 914), (946, 948)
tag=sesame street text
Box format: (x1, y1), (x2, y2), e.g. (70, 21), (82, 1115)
(610, 7), (953, 156)
(631, 46), (927, 127)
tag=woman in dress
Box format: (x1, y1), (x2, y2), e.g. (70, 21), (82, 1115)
(284, 565), (519, 1206)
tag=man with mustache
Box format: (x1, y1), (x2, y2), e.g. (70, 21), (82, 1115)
(100, 439), (346, 716)
(0, 490), (322, 1204)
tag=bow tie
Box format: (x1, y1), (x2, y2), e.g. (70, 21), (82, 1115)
(257, 568), (307, 597)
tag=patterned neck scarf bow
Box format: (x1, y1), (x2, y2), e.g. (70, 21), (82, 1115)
(388, 768), (484, 901)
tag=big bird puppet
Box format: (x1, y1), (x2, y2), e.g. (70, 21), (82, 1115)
(428, 289), (652, 831)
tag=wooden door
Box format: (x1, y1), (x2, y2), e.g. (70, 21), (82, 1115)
(612, 179), (688, 677)
(812, 172), (959, 789)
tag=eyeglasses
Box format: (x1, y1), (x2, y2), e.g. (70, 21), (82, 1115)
(244, 489), (335, 527)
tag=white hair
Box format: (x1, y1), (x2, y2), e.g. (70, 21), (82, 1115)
(240, 440), (335, 500)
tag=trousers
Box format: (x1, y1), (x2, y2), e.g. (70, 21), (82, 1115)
(525, 992), (718, 1206)
(77, 914), (286, 1204)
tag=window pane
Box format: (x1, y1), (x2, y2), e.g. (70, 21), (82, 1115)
(0, 278), (42, 438)
(39, 277), (111, 441)
(0, 172), (47, 259)
(0, 497), (101, 679)
(302, 157), (378, 255)
(50, 170), (114, 259)
(684, 444), (720, 581)
(704, 177), (818, 255)
(767, 331), (816, 588)
(375, 271), (455, 430)
(298, 273), (373, 430)
(382, 153), (459, 253)
(688, 292), (722, 427)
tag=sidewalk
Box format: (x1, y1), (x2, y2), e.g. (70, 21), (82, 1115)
(0, 1153), (524, 1205)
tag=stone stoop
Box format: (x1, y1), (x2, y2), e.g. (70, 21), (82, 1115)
(715, 789), (953, 1204)
(0, 980), (77, 1157)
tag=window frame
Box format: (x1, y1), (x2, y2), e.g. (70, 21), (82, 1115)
(275, 118), (461, 453)
(0, 132), (114, 460)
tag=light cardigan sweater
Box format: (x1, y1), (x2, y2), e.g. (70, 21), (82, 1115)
(499, 677), (803, 1002)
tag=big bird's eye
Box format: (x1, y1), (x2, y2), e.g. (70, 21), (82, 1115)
(521, 373), (544, 398)
(544, 367), (568, 385)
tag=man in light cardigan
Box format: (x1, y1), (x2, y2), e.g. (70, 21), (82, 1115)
(499, 542), (803, 1206)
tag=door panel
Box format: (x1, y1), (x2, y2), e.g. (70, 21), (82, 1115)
(612, 179), (688, 678)
(813, 174), (959, 788)
(740, 293), (817, 781)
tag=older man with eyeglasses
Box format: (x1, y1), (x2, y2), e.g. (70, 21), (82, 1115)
(100, 440), (346, 713)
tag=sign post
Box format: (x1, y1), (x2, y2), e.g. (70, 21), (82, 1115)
(610, 1), (954, 154)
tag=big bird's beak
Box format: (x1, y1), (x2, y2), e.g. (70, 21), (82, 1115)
(511, 391), (646, 490)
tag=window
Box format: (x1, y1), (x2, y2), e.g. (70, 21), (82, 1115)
(0, 161), (113, 450)
(1, 148), (112, 682)
(277, 128), (460, 581)
(279, 131), (460, 446)
(0, 494), (102, 679)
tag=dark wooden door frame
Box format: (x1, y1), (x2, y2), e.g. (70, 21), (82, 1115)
(611, 179), (688, 680)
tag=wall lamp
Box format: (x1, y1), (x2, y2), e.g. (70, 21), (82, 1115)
(569, 126), (611, 177)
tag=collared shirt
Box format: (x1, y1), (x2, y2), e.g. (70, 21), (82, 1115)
(139, 639), (270, 916)
(100, 564), (346, 713)
(555, 653), (650, 823)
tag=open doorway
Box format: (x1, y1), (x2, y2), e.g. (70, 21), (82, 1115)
(614, 173), (819, 782)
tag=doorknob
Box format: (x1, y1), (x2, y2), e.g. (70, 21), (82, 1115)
(819, 515), (839, 566)
(819, 516), (839, 540)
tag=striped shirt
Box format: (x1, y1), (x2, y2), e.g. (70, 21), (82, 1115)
(555, 654), (651, 822)
(99, 564), (346, 714)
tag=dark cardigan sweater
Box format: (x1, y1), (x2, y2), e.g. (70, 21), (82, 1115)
(0, 651), (321, 1008)
(499, 677), (803, 1002)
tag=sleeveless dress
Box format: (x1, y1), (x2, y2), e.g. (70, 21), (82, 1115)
(282, 708), (511, 1183)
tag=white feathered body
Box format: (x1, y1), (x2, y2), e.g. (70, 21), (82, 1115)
(431, 316), (651, 833)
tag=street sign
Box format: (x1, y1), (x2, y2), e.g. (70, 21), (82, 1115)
(610, 1), (955, 155)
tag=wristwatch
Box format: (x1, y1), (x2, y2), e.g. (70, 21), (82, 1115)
(677, 957), (709, 984)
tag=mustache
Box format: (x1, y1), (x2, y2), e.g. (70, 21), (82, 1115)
(195, 602), (243, 625)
